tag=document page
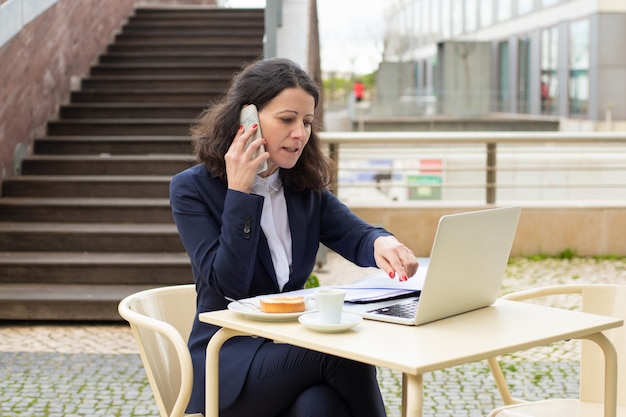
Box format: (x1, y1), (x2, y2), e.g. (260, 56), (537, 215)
(335, 259), (428, 303)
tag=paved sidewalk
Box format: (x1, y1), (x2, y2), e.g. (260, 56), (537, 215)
(1, 254), (624, 416)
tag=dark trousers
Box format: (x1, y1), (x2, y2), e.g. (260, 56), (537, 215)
(220, 340), (387, 417)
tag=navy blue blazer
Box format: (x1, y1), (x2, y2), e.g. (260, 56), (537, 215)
(170, 163), (391, 414)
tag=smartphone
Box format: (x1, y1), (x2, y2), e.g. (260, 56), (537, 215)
(239, 104), (268, 174)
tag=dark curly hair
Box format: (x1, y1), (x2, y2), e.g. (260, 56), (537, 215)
(191, 57), (334, 192)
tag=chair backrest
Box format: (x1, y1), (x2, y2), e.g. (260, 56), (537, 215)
(503, 284), (626, 406)
(118, 284), (197, 417)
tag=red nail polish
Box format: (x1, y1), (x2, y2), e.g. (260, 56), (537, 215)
(239, 125), (243, 130)
(251, 123), (258, 129)
(389, 271), (394, 278)
(402, 275), (408, 281)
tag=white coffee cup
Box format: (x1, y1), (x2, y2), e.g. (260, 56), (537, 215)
(308, 288), (346, 324)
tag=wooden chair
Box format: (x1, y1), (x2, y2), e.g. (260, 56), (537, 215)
(486, 284), (626, 417)
(118, 284), (202, 417)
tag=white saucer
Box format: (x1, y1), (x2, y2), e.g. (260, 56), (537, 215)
(298, 312), (362, 333)
(228, 302), (312, 322)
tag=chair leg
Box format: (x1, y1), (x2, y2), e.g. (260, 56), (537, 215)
(487, 357), (523, 406)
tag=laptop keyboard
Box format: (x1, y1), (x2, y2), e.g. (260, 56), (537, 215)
(367, 297), (420, 319)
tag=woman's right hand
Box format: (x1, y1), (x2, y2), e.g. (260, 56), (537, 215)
(224, 125), (268, 193)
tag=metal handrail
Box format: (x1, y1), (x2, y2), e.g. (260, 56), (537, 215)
(318, 132), (626, 204)
(319, 131), (626, 144)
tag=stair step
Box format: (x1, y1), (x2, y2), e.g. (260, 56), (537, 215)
(108, 41), (259, 53)
(90, 62), (244, 76)
(0, 252), (192, 284)
(70, 90), (222, 103)
(115, 28), (263, 42)
(81, 75), (231, 90)
(123, 20), (264, 31)
(59, 103), (205, 119)
(2, 175), (172, 197)
(115, 33), (263, 43)
(33, 135), (192, 155)
(125, 17), (264, 29)
(99, 50), (261, 64)
(47, 119), (195, 135)
(131, 8), (263, 20)
(0, 283), (170, 320)
(0, 197), (173, 223)
(124, 22), (264, 30)
(0, 222), (184, 252)
(20, 154), (193, 175)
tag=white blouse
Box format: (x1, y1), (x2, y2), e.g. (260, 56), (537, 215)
(251, 170), (292, 290)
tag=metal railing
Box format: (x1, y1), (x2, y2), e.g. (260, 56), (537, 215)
(318, 131), (626, 205)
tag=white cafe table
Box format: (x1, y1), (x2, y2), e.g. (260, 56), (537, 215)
(200, 299), (622, 417)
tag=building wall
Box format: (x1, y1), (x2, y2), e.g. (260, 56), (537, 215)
(351, 205), (626, 257)
(275, 0), (310, 70)
(436, 41), (491, 117)
(0, 0), (135, 182)
(592, 12), (626, 121)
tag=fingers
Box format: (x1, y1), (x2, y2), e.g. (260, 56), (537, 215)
(387, 253), (417, 282)
(228, 126), (267, 163)
(377, 255), (410, 282)
(225, 125), (268, 193)
(374, 236), (418, 282)
(231, 124), (261, 152)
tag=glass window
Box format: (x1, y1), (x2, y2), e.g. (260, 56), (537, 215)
(541, 26), (559, 115)
(465, 0), (477, 32)
(386, 12), (402, 59)
(413, 1), (419, 31)
(431, 0), (440, 39)
(497, 0), (512, 22)
(569, 19), (590, 117)
(421, 0), (430, 42)
(413, 0), (429, 45)
(541, 0), (560, 7)
(517, 0), (534, 15)
(480, 0), (493, 27)
(452, 0), (464, 36)
(441, 0), (451, 38)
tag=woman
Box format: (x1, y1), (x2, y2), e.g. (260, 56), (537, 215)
(170, 57), (418, 417)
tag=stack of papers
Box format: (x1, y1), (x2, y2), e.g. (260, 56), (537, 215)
(334, 265), (427, 303)
(244, 259), (429, 305)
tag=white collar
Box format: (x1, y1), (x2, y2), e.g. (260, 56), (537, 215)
(253, 170), (282, 192)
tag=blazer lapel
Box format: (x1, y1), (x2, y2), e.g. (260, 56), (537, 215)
(257, 230), (280, 290)
(285, 188), (307, 284)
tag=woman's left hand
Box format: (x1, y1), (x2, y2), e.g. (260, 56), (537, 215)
(373, 236), (418, 281)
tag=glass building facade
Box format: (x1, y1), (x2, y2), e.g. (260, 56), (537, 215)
(379, 0), (626, 124)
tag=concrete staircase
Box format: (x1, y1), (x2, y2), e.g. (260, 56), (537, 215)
(0, 7), (264, 320)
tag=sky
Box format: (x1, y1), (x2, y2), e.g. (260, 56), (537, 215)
(225, 0), (387, 75)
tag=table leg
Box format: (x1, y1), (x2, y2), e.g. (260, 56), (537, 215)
(402, 373), (423, 417)
(205, 328), (249, 417)
(581, 332), (618, 417)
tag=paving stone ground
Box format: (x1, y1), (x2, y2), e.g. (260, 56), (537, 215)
(1, 254), (624, 417)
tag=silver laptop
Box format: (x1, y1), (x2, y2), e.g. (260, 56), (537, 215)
(343, 206), (521, 326)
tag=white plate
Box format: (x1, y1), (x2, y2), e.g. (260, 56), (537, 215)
(227, 302), (311, 322)
(298, 312), (363, 333)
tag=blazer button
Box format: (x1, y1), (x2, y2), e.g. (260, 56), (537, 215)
(244, 216), (252, 239)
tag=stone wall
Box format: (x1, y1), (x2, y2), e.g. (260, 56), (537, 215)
(0, 0), (134, 181)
